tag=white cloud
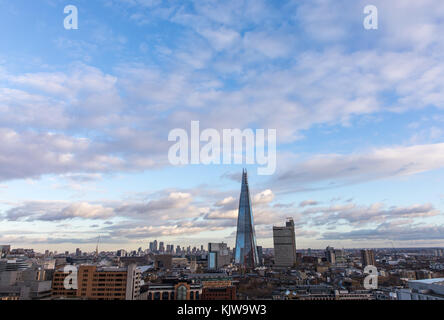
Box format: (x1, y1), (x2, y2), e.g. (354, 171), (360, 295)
(276, 143), (444, 189)
(253, 189), (275, 205)
(5, 201), (114, 221)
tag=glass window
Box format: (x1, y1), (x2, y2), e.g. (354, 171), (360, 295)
(177, 285), (187, 300)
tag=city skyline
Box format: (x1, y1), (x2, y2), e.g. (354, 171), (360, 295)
(0, 0), (444, 252)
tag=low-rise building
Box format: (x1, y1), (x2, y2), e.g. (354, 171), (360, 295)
(396, 278), (444, 300)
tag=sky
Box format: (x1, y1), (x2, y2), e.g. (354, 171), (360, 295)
(0, 0), (444, 252)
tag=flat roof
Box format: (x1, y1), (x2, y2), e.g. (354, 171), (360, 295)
(409, 278), (444, 284)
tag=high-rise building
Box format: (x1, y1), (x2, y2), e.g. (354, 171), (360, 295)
(159, 242), (165, 253)
(361, 249), (376, 267)
(117, 249), (127, 257)
(153, 240), (158, 252)
(234, 169), (259, 268)
(434, 249), (444, 257)
(273, 218), (297, 267)
(325, 246), (336, 264)
(208, 243), (231, 270)
(334, 249), (345, 264)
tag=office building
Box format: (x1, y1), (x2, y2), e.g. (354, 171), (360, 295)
(208, 243), (230, 270)
(325, 246), (336, 265)
(153, 240), (158, 252)
(154, 255), (173, 269)
(361, 249), (376, 267)
(273, 218), (297, 267)
(234, 169), (259, 268)
(159, 242), (165, 253)
(116, 249), (127, 257)
(0, 264), (52, 300)
(52, 264), (141, 300)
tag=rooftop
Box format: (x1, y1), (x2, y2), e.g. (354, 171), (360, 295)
(409, 278), (444, 284)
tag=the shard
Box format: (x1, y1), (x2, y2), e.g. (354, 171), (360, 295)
(234, 169), (259, 268)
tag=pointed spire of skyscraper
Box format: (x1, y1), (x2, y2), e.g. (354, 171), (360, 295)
(234, 169), (259, 268)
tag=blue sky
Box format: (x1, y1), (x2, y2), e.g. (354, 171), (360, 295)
(0, 0), (444, 252)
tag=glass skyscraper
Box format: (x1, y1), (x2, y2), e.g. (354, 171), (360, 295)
(234, 169), (259, 268)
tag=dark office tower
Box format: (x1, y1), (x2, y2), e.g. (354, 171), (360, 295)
(234, 169), (259, 268)
(159, 242), (165, 253)
(361, 249), (376, 267)
(153, 240), (158, 252)
(325, 246), (336, 264)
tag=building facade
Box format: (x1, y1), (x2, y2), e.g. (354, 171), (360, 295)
(208, 243), (230, 270)
(396, 278), (444, 300)
(234, 169), (259, 268)
(201, 286), (236, 300)
(361, 249), (376, 267)
(52, 264), (141, 300)
(273, 218), (297, 268)
(325, 246), (336, 265)
(140, 282), (202, 300)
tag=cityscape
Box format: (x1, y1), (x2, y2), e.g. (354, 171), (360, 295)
(1, 170), (444, 301)
(1, 0), (444, 309)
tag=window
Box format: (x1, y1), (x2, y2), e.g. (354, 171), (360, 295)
(177, 285), (187, 300)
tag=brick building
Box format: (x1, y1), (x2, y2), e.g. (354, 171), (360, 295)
(52, 264), (140, 300)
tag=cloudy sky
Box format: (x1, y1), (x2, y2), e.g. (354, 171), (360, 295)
(0, 0), (444, 252)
